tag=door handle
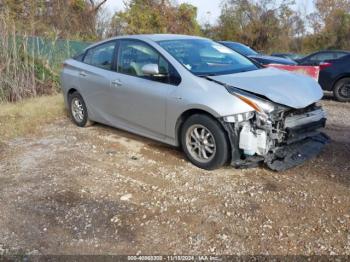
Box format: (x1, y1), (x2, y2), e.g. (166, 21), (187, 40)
(172, 96), (182, 100)
(79, 71), (87, 77)
(112, 79), (122, 87)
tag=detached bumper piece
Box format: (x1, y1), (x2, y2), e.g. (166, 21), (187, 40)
(265, 133), (330, 171)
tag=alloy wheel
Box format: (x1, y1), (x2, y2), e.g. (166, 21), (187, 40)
(185, 124), (216, 163)
(71, 98), (85, 123)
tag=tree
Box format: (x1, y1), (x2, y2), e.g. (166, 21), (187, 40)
(214, 0), (301, 53)
(305, 0), (350, 51)
(0, 0), (107, 40)
(109, 0), (201, 36)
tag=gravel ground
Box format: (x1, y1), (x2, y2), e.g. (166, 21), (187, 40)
(0, 98), (349, 256)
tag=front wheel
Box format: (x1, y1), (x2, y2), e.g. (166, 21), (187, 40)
(181, 114), (229, 170)
(333, 78), (350, 102)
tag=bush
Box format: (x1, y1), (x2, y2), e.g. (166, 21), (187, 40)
(0, 15), (57, 102)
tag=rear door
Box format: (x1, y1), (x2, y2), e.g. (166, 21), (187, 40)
(78, 40), (118, 122)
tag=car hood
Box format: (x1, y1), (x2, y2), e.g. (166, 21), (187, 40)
(249, 54), (297, 65)
(208, 67), (323, 109)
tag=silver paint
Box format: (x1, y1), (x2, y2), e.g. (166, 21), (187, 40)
(60, 34), (325, 148)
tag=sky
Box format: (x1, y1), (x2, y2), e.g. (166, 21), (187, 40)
(105, 0), (315, 25)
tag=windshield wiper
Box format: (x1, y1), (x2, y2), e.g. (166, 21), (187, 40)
(198, 73), (220, 77)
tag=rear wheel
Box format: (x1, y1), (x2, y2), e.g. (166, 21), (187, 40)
(181, 114), (229, 170)
(69, 92), (93, 127)
(333, 78), (350, 102)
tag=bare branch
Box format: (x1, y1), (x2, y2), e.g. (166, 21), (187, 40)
(88, 0), (108, 12)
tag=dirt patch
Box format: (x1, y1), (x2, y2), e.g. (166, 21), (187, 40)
(0, 99), (349, 255)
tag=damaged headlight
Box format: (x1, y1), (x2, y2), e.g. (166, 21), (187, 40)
(225, 86), (283, 117)
(229, 89), (275, 114)
(223, 111), (255, 123)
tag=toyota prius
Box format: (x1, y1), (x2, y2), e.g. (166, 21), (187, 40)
(60, 34), (329, 171)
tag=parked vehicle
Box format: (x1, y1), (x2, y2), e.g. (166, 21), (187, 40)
(296, 50), (350, 66)
(218, 41), (297, 65)
(61, 34), (329, 171)
(317, 54), (350, 102)
(295, 50), (350, 101)
(271, 53), (304, 61)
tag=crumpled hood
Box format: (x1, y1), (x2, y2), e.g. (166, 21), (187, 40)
(209, 67), (323, 109)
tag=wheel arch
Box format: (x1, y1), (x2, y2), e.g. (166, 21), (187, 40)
(62, 87), (79, 107)
(175, 108), (223, 148)
(331, 74), (350, 90)
(67, 88), (78, 98)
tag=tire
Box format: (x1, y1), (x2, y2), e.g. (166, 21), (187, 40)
(181, 114), (229, 170)
(68, 92), (93, 127)
(333, 78), (350, 102)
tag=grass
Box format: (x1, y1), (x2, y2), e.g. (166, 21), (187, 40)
(0, 94), (66, 141)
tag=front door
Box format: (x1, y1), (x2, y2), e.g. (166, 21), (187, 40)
(108, 39), (180, 139)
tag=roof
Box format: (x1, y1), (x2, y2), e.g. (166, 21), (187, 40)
(85, 34), (208, 50)
(218, 41), (241, 44)
(107, 34), (208, 42)
(142, 34), (207, 41)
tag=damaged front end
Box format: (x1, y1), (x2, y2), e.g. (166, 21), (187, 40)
(220, 90), (330, 171)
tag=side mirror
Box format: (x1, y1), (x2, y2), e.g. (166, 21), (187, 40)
(141, 64), (160, 76)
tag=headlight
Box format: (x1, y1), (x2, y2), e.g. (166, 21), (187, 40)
(223, 111), (255, 123)
(235, 93), (275, 114)
(226, 86), (276, 115)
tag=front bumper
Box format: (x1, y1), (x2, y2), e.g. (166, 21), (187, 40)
(265, 132), (330, 171)
(220, 110), (330, 171)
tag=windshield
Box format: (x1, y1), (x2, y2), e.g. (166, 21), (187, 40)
(158, 39), (258, 76)
(222, 42), (258, 56)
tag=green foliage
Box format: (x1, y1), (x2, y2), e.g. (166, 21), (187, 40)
(0, 0), (107, 41)
(0, 0), (349, 103)
(299, 0), (350, 52)
(176, 4), (201, 35)
(210, 0), (304, 53)
(110, 0), (201, 36)
(33, 58), (59, 88)
(0, 10), (90, 102)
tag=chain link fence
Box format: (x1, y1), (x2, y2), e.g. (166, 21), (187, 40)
(0, 32), (92, 102)
(25, 36), (92, 72)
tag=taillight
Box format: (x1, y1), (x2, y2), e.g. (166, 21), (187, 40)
(319, 62), (332, 70)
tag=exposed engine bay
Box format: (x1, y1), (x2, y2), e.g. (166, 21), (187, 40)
(221, 103), (330, 171)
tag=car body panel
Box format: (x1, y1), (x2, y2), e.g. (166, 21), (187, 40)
(319, 55), (350, 91)
(108, 71), (172, 140)
(60, 59), (83, 108)
(164, 76), (255, 145)
(209, 67), (323, 109)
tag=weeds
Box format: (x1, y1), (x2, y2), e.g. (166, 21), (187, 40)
(0, 11), (89, 103)
(0, 94), (65, 140)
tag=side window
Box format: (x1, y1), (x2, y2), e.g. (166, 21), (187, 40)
(309, 53), (335, 63)
(334, 52), (347, 59)
(83, 41), (116, 70)
(117, 40), (181, 85)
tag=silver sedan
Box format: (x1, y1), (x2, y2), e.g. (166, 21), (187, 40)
(60, 34), (329, 171)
